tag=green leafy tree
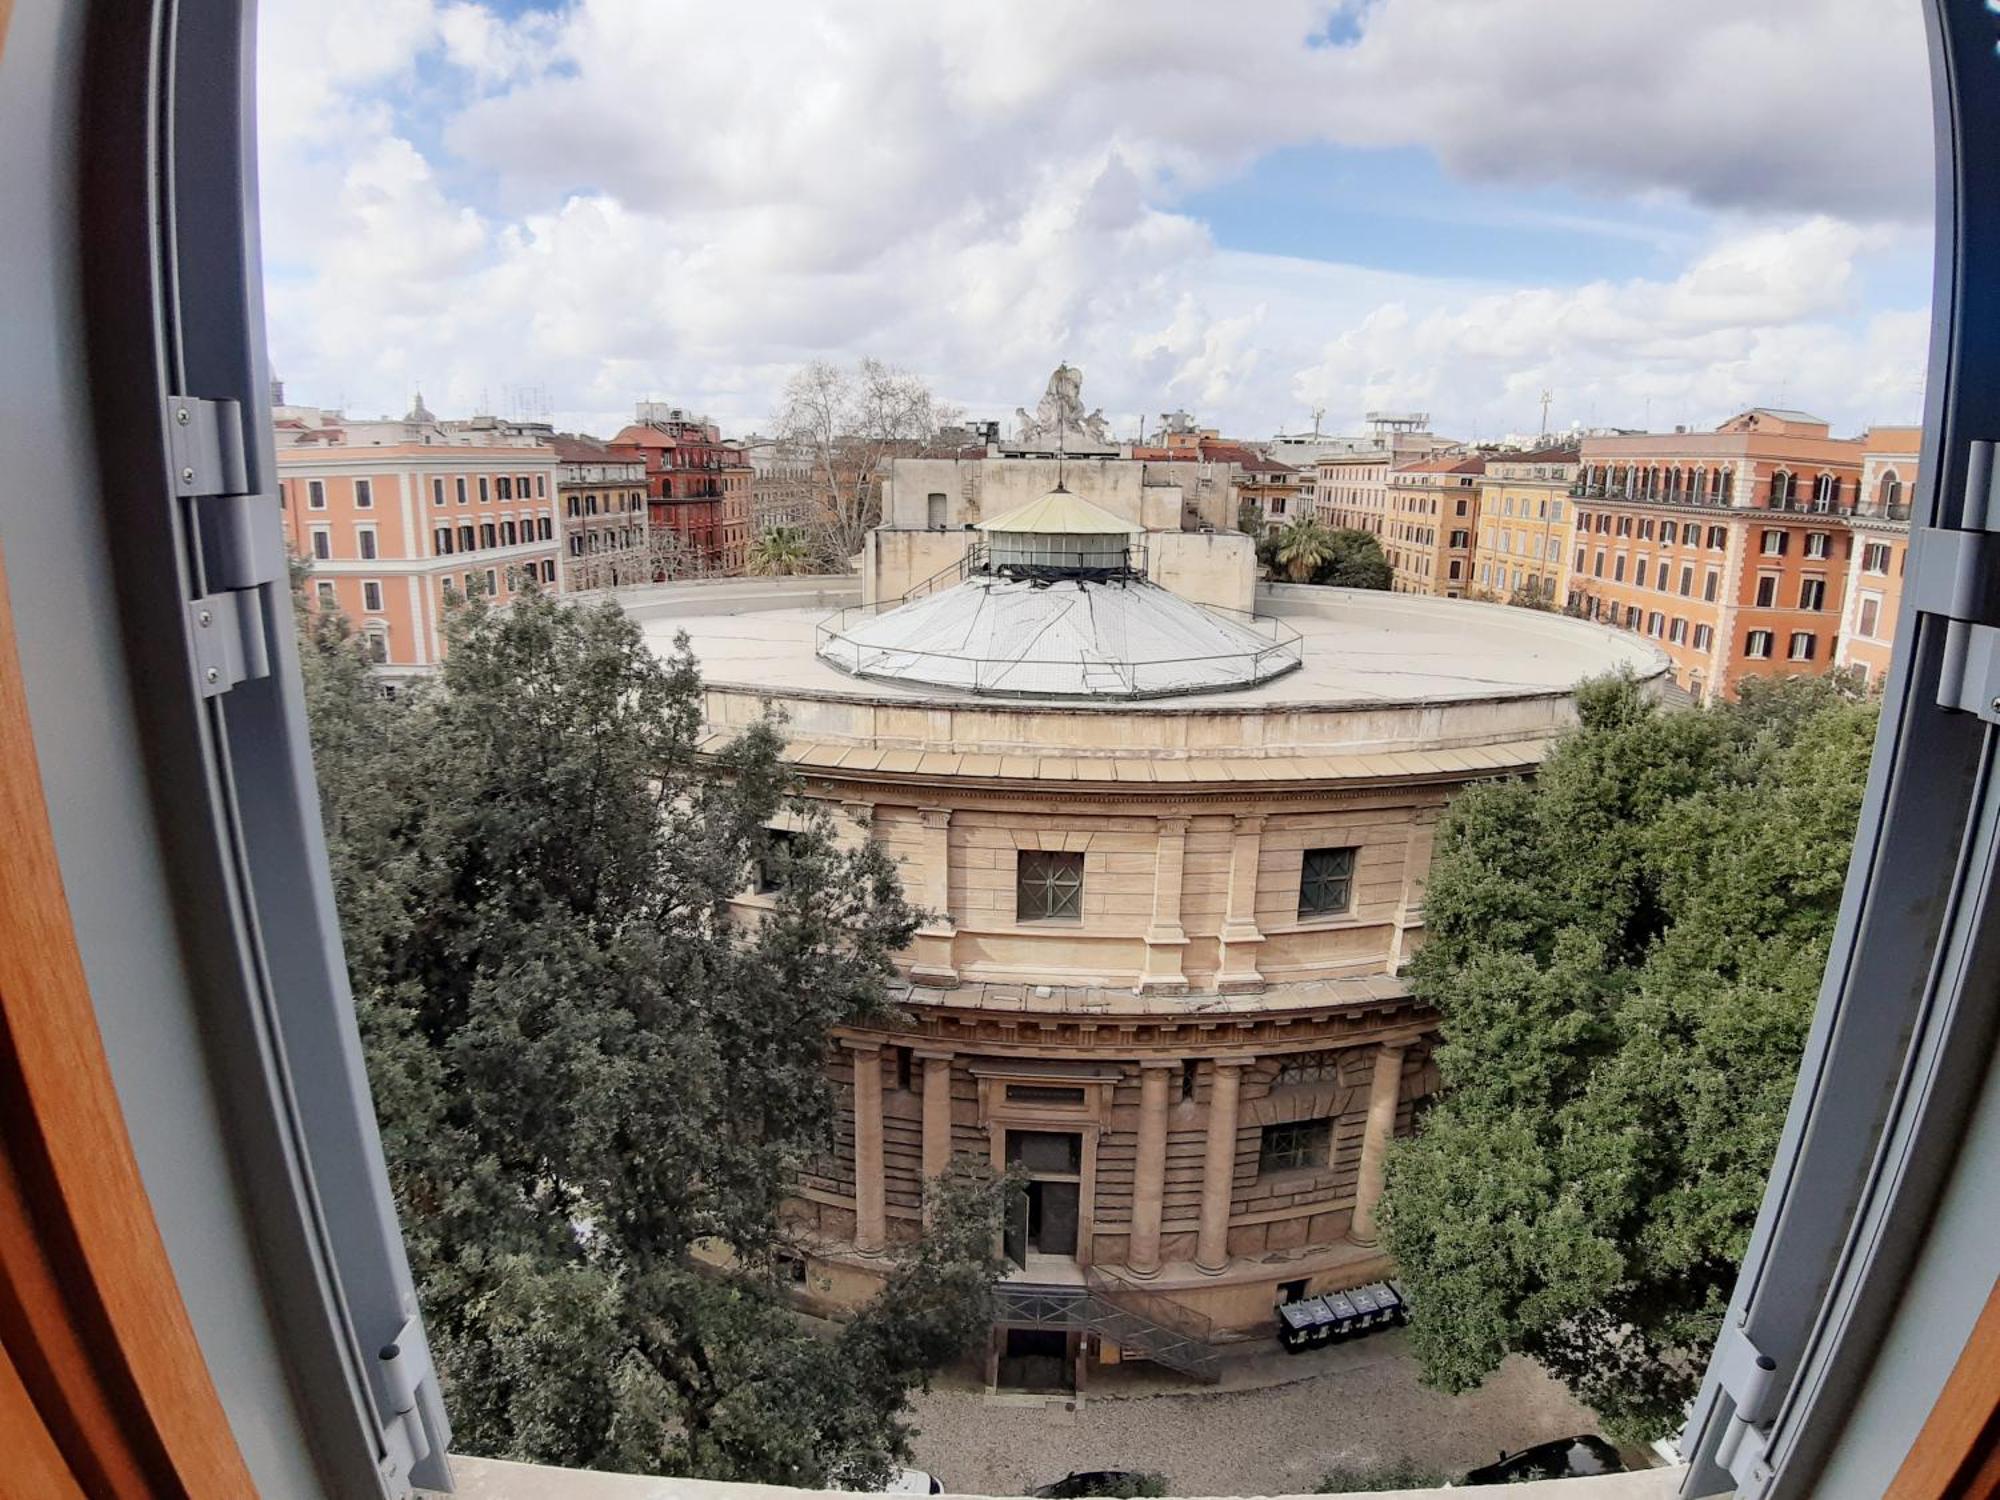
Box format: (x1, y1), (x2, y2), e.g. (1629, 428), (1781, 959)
(1380, 673), (1876, 1441)
(1313, 527), (1393, 590)
(299, 582), (1008, 1485)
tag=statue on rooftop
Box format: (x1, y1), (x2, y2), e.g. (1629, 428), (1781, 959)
(1014, 362), (1115, 451)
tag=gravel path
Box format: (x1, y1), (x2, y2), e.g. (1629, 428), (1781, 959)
(904, 1331), (1601, 1496)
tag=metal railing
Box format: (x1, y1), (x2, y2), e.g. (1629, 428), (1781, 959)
(813, 598), (1305, 700)
(815, 545), (1303, 699)
(990, 1271), (1222, 1383)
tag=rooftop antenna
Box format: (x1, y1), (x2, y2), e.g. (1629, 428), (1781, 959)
(1311, 405), (1325, 439)
(1538, 389), (1553, 438)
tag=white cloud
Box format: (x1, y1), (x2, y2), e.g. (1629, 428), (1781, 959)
(1292, 220), (1929, 435)
(254, 0), (1933, 442)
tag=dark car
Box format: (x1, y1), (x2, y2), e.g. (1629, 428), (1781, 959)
(1462, 1435), (1625, 1485)
(1031, 1471), (1167, 1498)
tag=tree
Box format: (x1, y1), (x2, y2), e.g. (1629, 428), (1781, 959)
(1316, 527), (1392, 589)
(1274, 515), (1337, 582)
(778, 359), (958, 568)
(1268, 518), (1392, 589)
(1507, 575), (1558, 611)
(300, 583), (1008, 1485)
(1380, 674), (1877, 1441)
(746, 525), (818, 577)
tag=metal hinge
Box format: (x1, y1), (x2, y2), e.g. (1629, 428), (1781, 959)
(1708, 1322), (1782, 1494)
(169, 396), (280, 697)
(1916, 440), (2000, 722)
(372, 1314), (438, 1493)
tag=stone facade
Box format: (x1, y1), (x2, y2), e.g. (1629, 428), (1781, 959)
(624, 573), (1667, 1349)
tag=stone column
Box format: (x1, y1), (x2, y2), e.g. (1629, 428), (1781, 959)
(1348, 1041), (1409, 1247)
(1127, 1061), (1177, 1278)
(1216, 814), (1267, 993)
(1195, 1060), (1246, 1274)
(846, 1041), (886, 1255)
(910, 807), (958, 987)
(1137, 816), (1190, 995)
(919, 1052), (954, 1183)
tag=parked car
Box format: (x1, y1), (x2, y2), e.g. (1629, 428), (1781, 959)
(1031, 1471), (1167, 1498)
(1462, 1435), (1625, 1484)
(885, 1470), (944, 1495)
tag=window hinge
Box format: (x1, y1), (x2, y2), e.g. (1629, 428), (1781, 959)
(188, 590), (270, 698)
(1919, 441), (2000, 723)
(1708, 1322), (1782, 1495)
(170, 395), (282, 697)
(372, 1314), (438, 1493)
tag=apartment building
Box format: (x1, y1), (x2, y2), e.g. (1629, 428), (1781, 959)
(741, 435), (821, 534)
(551, 436), (650, 590)
(1213, 446), (1304, 524)
(1385, 456), (1484, 596)
(1836, 427), (1922, 688)
(1565, 409), (1873, 701)
(1311, 415), (1453, 535)
(611, 404), (755, 571)
(1471, 447), (1581, 604)
(278, 443), (561, 673)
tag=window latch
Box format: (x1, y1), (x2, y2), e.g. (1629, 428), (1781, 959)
(168, 395), (280, 697)
(1916, 440), (2000, 722)
(1706, 1321), (1782, 1495)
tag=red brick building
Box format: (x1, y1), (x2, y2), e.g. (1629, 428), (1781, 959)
(610, 404), (754, 571)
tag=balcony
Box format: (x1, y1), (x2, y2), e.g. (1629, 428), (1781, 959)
(442, 1454), (1688, 1498)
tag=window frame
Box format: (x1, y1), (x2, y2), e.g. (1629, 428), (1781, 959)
(1015, 849), (1084, 923)
(1258, 1118), (1331, 1177)
(1297, 845), (1357, 920)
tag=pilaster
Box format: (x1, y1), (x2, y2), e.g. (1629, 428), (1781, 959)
(1136, 816), (1190, 995)
(1216, 813), (1267, 993)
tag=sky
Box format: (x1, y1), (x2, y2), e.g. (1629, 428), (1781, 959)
(257, 0), (1936, 445)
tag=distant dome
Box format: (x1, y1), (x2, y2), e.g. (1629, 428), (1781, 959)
(404, 390), (437, 424)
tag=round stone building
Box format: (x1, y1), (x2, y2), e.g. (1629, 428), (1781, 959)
(615, 480), (1665, 1385)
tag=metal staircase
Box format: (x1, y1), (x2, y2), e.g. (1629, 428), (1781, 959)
(991, 1270), (1222, 1383)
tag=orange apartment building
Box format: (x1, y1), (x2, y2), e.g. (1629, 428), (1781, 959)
(1471, 447), (1581, 605)
(1565, 408), (1908, 701)
(1837, 427), (1921, 688)
(1384, 455), (1484, 596)
(277, 443), (561, 674)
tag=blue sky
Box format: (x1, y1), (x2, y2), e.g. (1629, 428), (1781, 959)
(256, 0), (1936, 442)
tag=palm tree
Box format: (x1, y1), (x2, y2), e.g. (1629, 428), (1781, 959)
(746, 525), (815, 577)
(1274, 515), (1336, 583)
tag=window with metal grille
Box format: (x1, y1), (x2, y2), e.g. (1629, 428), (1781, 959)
(1259, 1118), (1330, 1175)
(1298, 846), (1356, 918)
(1276, 1050), (1343, 1085)
(1016, 850), (1083, 921)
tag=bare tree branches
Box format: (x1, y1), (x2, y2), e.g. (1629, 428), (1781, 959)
(777, 359), (958, 569)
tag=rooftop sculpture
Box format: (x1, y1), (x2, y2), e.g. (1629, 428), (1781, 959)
(1013, 362), (1116, 453)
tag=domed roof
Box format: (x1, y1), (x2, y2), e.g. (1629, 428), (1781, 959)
(816, 575), (1300, 699)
